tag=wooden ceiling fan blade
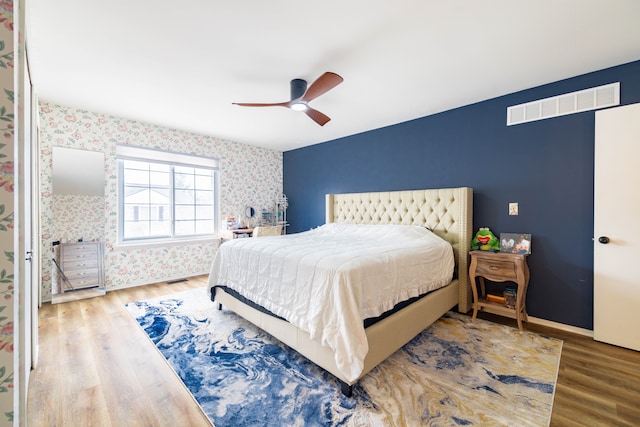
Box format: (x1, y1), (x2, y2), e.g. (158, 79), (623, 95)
(305, 107), (331, 126)
(232, 101), (291, 108)
(301, 72), (343, 103)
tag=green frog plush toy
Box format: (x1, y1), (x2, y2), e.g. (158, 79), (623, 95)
(471, 227), (500, 251)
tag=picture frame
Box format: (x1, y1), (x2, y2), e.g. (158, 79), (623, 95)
(500, 233), (531, 254)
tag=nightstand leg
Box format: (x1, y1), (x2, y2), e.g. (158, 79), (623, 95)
(470, 276), (484, 320)
(522, 268), (530, 323)
(471, 280), (478, 319)
(515, 281), (524, 331)
(521, 296), (528, 323)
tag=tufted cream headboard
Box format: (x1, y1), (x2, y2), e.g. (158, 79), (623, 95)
(326, 187), (473, 312)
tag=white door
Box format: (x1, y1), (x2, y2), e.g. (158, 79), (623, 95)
(15, 49), (36, 423)
(594, 102), (640, 351)
(29, 69), (40, 368)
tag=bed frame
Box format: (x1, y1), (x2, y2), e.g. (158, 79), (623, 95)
(213, 187), (473, 395)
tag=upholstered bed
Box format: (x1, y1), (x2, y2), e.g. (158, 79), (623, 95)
(208, 187), (473, 395)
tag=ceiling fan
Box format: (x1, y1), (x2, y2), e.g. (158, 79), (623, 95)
(232, 72), (344, 126)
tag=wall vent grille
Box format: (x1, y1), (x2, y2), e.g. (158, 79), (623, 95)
(506, 82), (620, 126)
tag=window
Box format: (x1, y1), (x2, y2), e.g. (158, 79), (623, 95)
(117, 146), (219, 243)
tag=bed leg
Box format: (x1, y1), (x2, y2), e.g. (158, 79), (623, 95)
(340, 381), (353, 397)
(217, 303), (222, 310)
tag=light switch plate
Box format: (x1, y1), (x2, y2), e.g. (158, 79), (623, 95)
(509, 202), (518, 216)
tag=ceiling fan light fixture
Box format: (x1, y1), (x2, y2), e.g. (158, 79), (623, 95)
(290, 102), (308, 111)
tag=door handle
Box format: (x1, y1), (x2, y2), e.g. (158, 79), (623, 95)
(598, 236), (610, 244)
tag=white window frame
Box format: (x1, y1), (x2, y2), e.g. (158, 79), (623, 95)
(116, 145), (219, 244)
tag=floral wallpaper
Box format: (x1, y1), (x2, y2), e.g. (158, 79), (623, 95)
(53, 194), (104, 243)
(0, 0), (13, 423)
(39, 102), (283, 300)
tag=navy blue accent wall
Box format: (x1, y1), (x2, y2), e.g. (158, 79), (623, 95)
(283, 60), (640, 330)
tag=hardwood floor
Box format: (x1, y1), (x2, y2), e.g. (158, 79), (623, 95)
(27, 276), (640, 426)
(27, 276), (212, 427)
(477, 312), (640, 427)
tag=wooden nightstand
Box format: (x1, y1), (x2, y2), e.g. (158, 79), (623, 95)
(469, 250), (530, 330)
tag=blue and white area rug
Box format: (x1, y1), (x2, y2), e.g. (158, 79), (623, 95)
(126, 289), (562, 426)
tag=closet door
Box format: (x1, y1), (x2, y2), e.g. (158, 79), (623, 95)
(593, 102), (640, 351)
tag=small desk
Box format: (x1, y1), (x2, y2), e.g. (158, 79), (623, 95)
(219, 228), (254, 241)
(469, 250), (530, 330)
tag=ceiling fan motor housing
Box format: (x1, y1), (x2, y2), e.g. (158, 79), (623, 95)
(290, 79), (307, 100)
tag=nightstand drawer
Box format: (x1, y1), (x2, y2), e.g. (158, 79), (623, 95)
(475, 260), (517, 280)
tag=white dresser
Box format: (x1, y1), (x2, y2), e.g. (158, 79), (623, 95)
(59, 242), (104, 292)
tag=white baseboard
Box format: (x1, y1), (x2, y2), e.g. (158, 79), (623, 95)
(527, 315), (593, 337)
(107, 271), (210, 292)
(476, 306), (593, 337)
(42, 273), (209, 304)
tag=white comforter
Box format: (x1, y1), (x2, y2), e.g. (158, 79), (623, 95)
(207, 223), (454, 382)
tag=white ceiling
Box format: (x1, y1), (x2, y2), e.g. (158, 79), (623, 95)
(27, 1), (640, 152)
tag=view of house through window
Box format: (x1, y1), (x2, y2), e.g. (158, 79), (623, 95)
(117, 146), (218, 242)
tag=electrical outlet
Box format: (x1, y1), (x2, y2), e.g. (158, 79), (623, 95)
(509, 203), (518, 216)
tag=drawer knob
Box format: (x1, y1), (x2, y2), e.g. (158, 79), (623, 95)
(598, 236), (610, 244)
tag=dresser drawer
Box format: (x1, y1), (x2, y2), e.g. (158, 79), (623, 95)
(68, 276), (101, 289)
(63, 245), (98, 260)
(63, 267), (99, 280)
(475, 259), (517, 280)
(63, 259), (99, 271)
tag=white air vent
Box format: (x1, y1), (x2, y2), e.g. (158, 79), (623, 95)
(507, 82), (620, 126)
